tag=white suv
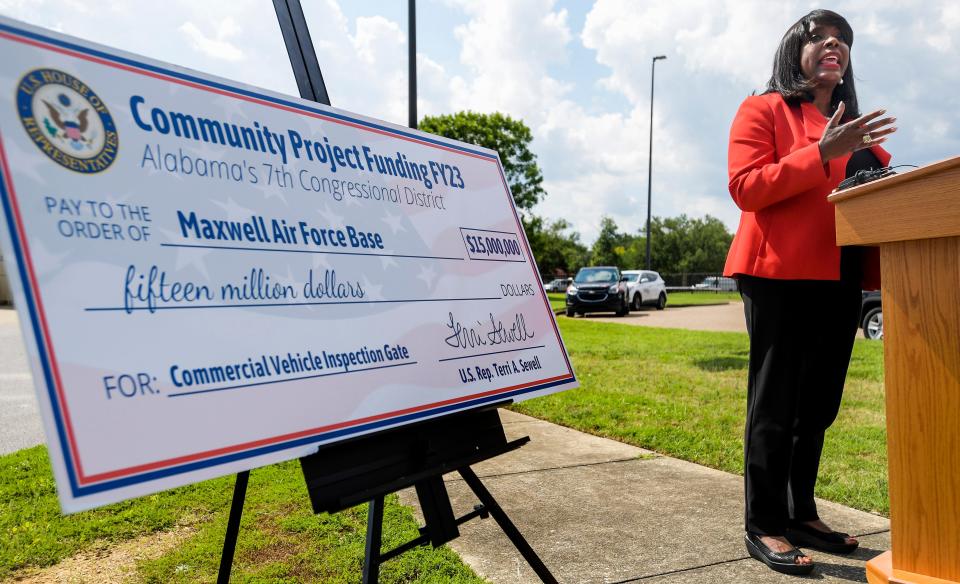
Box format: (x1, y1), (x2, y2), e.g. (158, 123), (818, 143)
(621, 270), (668, 311)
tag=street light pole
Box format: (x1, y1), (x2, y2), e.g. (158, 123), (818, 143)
(646, 55), (666, 270)
(408, 0), (417, 129)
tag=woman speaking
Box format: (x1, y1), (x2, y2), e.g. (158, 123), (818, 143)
(724, 9), (896, 575)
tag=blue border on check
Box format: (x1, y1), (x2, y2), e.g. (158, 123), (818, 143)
(0, 19), (576, 500)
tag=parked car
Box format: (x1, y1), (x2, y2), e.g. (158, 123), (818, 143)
(544, 277), (572, 293)
(693, 276), (738, 291)
(565, 266), (629, 317)
(621, 270), (668, 310)
(861, 291), (882, 340)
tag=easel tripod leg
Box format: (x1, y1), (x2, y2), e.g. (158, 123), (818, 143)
(217, 470), (250, 584)
(363, 495), (385, 584)
(459, 467), (558, 584)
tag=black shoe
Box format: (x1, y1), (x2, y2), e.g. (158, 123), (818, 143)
(785, 521), (859, 554)
(744, 532), (815, 575)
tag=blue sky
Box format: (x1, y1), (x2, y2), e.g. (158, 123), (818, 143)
(2, 0), (958, 242)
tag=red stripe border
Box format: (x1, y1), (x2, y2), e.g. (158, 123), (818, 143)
(1, 26), (575, 488)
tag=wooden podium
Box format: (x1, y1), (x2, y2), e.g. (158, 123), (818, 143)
(829, 156), (960, 584)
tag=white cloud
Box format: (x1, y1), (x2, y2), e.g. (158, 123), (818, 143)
(433, 0), (691, 241)
(912, 116), (951, 142)
(2, 0), (958, 245)
(178, 19), (244, 62)
(582, 1), (796, 101)
(568, 0), (960, 239)
(299, 2), (439, 124)
(1, 0), (300, 96)
(340, 14), (408, 120)
(859, 12), (898, 45)
(446, 0), (573, 116)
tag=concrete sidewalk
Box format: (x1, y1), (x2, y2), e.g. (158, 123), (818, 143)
(400, 410), (890, 583)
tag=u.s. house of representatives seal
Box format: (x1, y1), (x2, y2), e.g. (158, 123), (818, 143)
(16, 68), (119, 173)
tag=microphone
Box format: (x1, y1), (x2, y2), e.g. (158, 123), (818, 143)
(837, 167), (895, 191)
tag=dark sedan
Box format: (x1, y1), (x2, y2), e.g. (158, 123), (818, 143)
(565, 266), (629, 317)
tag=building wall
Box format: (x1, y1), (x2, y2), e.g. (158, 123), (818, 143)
(0, 252), (12, 305)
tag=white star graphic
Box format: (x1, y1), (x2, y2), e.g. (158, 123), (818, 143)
(379, 255), (398, 270)
(416, 264), (437, 289)
(159, 227), (211, 279)
(311, 252), (332, 270)
(190, 140), (224, 162)
(380, 210), (406, 234)
(105, 189), (136, 209)
(343, 191), (363, 207)
(360, 275), (384, 301)
(217, 96), (251, 124)
(214, 197), (256, 222)
(251, 160), (296, 207)
(273, 265), (299, 290)
(141, 144), (187, 184)
(317, 204), (345, 226)
(137, 144), (166, 178)
(249, 169), (290, 205)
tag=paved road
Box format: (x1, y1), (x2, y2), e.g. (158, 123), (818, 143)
(0, 308), (44, 454)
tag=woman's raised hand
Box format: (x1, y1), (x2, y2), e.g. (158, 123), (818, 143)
(819, 102), (897, 163)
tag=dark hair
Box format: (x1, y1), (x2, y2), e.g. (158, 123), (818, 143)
(764, 9), (859, 120)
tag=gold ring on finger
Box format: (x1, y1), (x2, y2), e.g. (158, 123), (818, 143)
(862, 133), (871, 145)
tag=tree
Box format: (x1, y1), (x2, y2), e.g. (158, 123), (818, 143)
(420, 111), (561, 270)
(579, 214), (732, 274)
(589, 216), (630, 267)
(525, 217), (589, 276)
(419, 111), (545, 211)
(645, 214), (733, 274)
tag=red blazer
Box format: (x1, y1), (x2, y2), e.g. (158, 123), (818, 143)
(723, 93), (890, 290)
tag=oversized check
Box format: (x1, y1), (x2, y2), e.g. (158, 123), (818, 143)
(0, 18), (577, 512)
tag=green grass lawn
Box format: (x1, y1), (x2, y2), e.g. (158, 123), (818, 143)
(0, 317), (886, 579)
(515, 318), (888, 515)
(547, 292), (565, 311)
(0, 448), (482, 582)
(666, 291), (741, 306)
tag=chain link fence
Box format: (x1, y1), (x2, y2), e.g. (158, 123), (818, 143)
(541, 271), (738, 293)
(660, 272), (737, 292)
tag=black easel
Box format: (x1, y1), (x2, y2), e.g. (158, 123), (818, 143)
(299, 403), (556, 583)
(216, 2), (557, 582)
(218, 403), (556, 583)
(273, 0), (330, 105)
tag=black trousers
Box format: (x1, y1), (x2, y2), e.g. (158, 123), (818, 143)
(739, 272), (861, 536)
